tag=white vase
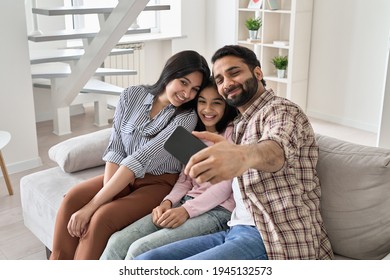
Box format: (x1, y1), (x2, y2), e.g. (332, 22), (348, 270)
(277, 69), (285, 78)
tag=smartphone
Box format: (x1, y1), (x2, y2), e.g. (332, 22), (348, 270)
(164, 126), (207, 165)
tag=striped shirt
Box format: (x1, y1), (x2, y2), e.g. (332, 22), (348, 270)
(233, 89), (334, 260)
(103, 86), (197, 178)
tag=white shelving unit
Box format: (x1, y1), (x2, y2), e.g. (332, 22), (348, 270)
(236, 0), (313, 111)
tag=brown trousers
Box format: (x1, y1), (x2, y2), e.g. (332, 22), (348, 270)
(49, 173), (178, 260)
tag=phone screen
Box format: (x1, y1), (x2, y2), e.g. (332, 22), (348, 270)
(164, 126), (207, 165)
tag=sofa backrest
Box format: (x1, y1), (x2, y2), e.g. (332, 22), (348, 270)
(315, 134), (390, 260)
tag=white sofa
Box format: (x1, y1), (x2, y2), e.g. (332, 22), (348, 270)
(20, 129), (390, 260)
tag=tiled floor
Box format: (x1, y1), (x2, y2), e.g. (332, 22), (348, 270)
(0, 107), (378, 260)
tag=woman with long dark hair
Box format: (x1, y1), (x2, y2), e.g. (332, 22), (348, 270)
(50, 50), (210, 260)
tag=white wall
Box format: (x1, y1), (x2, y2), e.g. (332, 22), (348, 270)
(127, 0), (216, 87)
(0, 0), (41, 174)
(171, 0), (236, 64)
(204, 0), (236, 61)
(171, 0), (206, 55)
(307, 0), (390, 133)
(143, 40), (173, 85)
(378, 46), (390, 148)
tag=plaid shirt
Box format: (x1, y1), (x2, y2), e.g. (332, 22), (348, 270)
(233, 89), (334, 259)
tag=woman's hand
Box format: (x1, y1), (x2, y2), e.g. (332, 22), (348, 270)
(67, 206), (94, 238)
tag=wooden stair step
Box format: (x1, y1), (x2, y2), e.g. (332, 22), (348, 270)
(28, 28), (150, 43)
(32, 78), (124, 96)
(32, 5), (170, 16)
(29, 48), (134, 64)
(31, 62), (136, 79)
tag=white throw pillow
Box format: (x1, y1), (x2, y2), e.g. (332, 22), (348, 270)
(49, 128), (111, 173)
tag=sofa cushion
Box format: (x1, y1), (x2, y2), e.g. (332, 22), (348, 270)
(315, 134), (390, 260)
(49, 128), (111, 173)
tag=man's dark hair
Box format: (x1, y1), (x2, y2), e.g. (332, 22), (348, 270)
(211, 45), (266, 86)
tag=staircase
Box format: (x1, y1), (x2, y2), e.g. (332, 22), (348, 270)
(27, 0), (170, 135)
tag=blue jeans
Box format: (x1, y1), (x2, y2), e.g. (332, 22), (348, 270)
(100, 196), (231, 260)
(134, 225), (268, 260)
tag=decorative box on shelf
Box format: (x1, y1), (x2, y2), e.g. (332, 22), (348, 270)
(247, 38), (262, 43)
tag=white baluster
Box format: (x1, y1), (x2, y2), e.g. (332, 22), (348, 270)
(29, 0), (43, 35)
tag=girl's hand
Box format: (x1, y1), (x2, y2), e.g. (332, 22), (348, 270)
(67, 207), (94, 238)
(154, 206), (190, 228)
(152, 200), (172, 225)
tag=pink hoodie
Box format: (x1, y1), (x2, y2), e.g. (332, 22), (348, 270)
(163, 126), (236, 218)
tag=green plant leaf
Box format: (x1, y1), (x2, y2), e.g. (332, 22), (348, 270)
(271, 55), (288, 70)
(245, 17), (262, 31)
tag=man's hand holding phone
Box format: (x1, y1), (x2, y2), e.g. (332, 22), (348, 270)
(184, 131), (246, 184)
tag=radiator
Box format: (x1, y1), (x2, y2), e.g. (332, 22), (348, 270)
(104, 42), (145, 87)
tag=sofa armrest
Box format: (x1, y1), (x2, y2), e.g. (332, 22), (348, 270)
(48, 128), (111, 173)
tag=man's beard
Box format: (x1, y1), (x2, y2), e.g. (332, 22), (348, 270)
(224, 75), (258, 108)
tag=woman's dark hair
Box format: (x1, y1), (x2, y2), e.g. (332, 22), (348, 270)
(211, 45), (266, 86)
(195, 77), (238, 133)
(143, 50), (211, 111)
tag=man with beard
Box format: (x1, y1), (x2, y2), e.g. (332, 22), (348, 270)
(135, 45), (334, 260)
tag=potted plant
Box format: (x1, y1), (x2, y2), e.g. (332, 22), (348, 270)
(271, 55), (288, 78)
(245, 17), (262, 40)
